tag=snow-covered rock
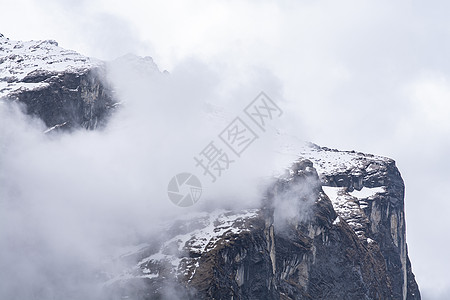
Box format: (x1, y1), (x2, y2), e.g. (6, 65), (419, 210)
(0, 34), (99, 97)
(105, 144), (420, 300)
(0, 34), (113, 130)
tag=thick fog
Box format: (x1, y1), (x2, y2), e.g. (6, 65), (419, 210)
(0, 56), (289, 299)
(1, 0), (450, 298)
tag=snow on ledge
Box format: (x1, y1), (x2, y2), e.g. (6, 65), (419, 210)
(322, 185), (385, 201)
(349, 186), (385, 199)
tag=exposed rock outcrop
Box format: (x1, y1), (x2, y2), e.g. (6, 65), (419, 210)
(106, 146), (421, 300)
(0, 34), (116, 130)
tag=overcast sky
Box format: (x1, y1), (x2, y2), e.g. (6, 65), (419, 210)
(1, 0), (450, 298)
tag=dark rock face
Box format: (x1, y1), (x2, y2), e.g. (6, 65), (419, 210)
(0, 35), (116, 131)
(304, 147), (421, 300)
(108, 151), (420, 300)
(6, 67), (115, 130)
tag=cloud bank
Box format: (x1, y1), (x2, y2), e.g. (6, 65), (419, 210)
(1, 0), (450, 298)
(0, 53), (286, 298)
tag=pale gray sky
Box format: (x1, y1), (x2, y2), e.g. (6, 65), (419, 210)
(1, 0), (450, 298)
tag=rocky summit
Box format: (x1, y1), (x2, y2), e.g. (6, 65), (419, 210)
(0, 34), (116, 130)
(104, 147), (420, 300)
(0, 36), (420, 299)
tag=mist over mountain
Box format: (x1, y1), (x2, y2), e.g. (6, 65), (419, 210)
(0, 34), (423, 299)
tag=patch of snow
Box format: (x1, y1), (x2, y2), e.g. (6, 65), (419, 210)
(270, 133), (391, 179)
(140, 273), (159, 279)
(111, 209), (260, 285)
(349, 186), (386, 199)
(322, 186), (342, 202)
(43, 121), (68, 133)
(186, 209), (259, 254)
(322, 186), (369, 238)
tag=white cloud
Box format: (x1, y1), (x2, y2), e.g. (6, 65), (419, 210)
(1, 0), (450, 298)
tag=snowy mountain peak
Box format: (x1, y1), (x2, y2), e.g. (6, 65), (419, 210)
(0, 36), (99, 98)
(0, 36), (117, 130)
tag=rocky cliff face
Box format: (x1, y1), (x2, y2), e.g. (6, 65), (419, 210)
(0, 34), (116, 130)
(299, 146), (421, 300)
(106, 146), (421, 300)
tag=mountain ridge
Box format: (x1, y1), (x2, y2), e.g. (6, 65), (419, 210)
(103, 146), (420, 300)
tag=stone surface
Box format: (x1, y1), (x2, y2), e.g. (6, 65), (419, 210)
(106, 147), (421, 300)
(0, 34), (116, 130)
